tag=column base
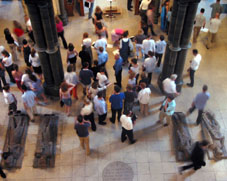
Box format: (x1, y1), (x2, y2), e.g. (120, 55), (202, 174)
(43, 83), (60, 98)
(157, 74), (164, 94)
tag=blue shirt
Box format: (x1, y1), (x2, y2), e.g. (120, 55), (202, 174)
(109, 92), (125, 109)
(94, 96), (107, 115)
(113, 57), (123, 75)
(194, 92), (210, 110)
(74, 122), (90, 137)
(98, 51), (108, 65)
(22, 90), (36, 108)
(162, 99), (176, 116)
(155, 40), (167, 54)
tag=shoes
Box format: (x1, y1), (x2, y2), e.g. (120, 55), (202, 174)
(99, 122), (107, 125)
(109, 118), (115, 124)
(130, 139), (137, 144)
(206, 45), (209, 49)
(186, 83), (193, 87)
(163, 123), (169, 127)
(0, 172), (6, 178)
(121, 137), (127, 142)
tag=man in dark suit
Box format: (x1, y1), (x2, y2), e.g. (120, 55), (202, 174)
(178, 140), (209, 174)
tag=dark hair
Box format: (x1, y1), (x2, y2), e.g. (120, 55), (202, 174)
(126, 84), (132, 91)
(3, 84), (10, 91)
(123, 31), (129, 38)
(114, 85), (120, 93)
(167, 94), (174, 100)
(94, 60), (98, 66)
(124, 109), (131, 116)
(83, 62), (89, 68)
(21, 84), (28, 91)
(100, 66), (105, 73)
(192, 49), (198, 55)
(92, 81), (98, 89)
(83, 32), (89, 38)
(99, 47), (104, 52)
(23, 39), (28, 45)
(13, 64), (19, 71)
(4, 28), (10, 36)
(68, 43), (74, 52)
(1, 50), (10, 57)
(31, 48), (36, 57)
(25, 68), (33, 75)
(201, 8), (205, 13)
(97, 91), (103, 98)
(131, 58), (137, 64)
(203, 85), (208, 92)
(29, 74), (37, 82)
(96, 22), (103, 30)
(140, 82), (146, 89)
(200, 140), (209, 147)
(160, 35), (165, 41)
(148, 51), (154, 57)
(67, 64), (74, 73)
(77, 114), (83, 123)
(55, 16), (61, 24)
(60, 82), (68, 92)
(13, 20), (22, 29)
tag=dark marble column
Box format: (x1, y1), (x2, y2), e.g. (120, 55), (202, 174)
(25, 0), (64, 97)
(158, 0), (200, 92)
(59, 0), (68, 26)
(153, 0), (160, 24)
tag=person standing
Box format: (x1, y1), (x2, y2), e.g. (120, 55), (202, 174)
(166, 7), (172, 35)
(97, 47), (108, 68)
(12, 64), (23, 92)
(139, 0), (151, 23)
(79, 45), (91, 68)
(134, 29), (147, 59)
(22, 39), (31, 67)
(66, 43), (78, 71)
(55, 16), (68, 49)
(143, 51), (157, 84)
(146, 3), (157, 36)
(29, 48), (42, 79)
(124, 84), (137, 113)
(193, 8), (206, 43)
(120, 110), (137, 144)
(94, 91), (107, 125)
(94, 34), (107, 53)
(162, 74), (179, 97)
(109, 85), (125, 124)
(127, 0), (133, 11)
(87, 0), (95, 19)
(79, 62), (94, 95)
(113, 53), (123, 88)
(1, 50), (15, 83)
(21, 84), (37, 122)
(155, 35), (167, 67)
(142, 36), (156, 58)
(0, 56), (7, 92)
(82, 32), (93, 62)
(178, 140), (210, 174)
(210, 0), (223, 18)
(206, 13), (221, 49)
(187, 49), (202, 87)
(119, 31), (133, 64)
(157, 96), (176, 127)
(129, 58), (140, 85)
(3, 85), (17, 115)
(186, 85), (210, 125)
(74, 115), (91, 155)
(138, 82), (151, 116)
(13, 21), (25, 50)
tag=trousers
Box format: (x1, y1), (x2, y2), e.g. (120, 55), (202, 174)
(79, 136), (90, 155)
(189, 105), (203, 125)
(121, 127), (134, 143)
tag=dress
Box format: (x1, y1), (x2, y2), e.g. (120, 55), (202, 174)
(120, 40), (129, 63)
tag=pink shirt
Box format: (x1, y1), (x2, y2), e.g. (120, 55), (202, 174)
(56, 21), (64, 33)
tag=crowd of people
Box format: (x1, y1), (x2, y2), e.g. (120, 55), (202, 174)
(0, 0), (224, 178)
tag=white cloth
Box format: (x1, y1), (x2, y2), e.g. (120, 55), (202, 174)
(96, 73), (108, 87)
(22, 90), (36, 108)
(81, 102), (93, 116)
(89, 86), (106, 99)
(163, 78), (176, 94)
(128, 78), (136, 86)
(194, 13), (206, 27)
(142, 39), (156, 55)
(119, 38), (133, 51)
(155, 40), (167, 54)
(3, 90), (15, 104)
(0, 46), (5, 59)
(64, 72), (78, 85)
(120, 114), (133, 130)
(29, 53), (40, 67)
(83, 38), (92, 47)
(209, 18), (221, 33)
(94, 95), (107, 115)
(190, 54), (202, 71)
(130, 65), (140, 75)
(21, 73), (36, 88)
(143, 56), (156, 73)
(139, 0), (151, 10)
(138, 88), (151, 104)
(94, 38), (107, 51)
(3, 54), (13, 67)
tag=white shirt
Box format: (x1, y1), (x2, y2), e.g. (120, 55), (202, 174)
(94, 38), (107, 52)
(209, 18), (221, 33)
(22, 90), (36, 108)
(94, 95), (107, 115)
(163, 78), (176, 94)
(142, 39), (156, 55)
(138, 88), (151, 104)
(120, 114), (133, 130)
(81, 102), (93, 116)
(128, 78), (136, 86)
(29, 53), (41, 67)
(3, 90), (15, 104)
(21, 73), (36, 88)
(83, 38), (92, 47)
(3, 54), (13, 67)
(143, 56), (156, 73)
(130, 65), (140, 75)
(89, 86), (106, 99)
(64, 72), (78, 85)
(155, 40), (167, 54)
(96, 73), (108, 87)
(194, 13), (206, 27)
(0, 46), (5, 59)
(139, 0), (151, 10)
(190, 54), (202, 71)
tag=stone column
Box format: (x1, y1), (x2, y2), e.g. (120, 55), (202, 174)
(158, 0), (200, 92)
(58, 0), (68, 25)
(25, 0), (64, 97)
(153, 0), (160, 24)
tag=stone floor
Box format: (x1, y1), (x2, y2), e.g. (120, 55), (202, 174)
(0, 0), (227, 180)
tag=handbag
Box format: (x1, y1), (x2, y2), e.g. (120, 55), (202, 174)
(84, 1), (91, 8)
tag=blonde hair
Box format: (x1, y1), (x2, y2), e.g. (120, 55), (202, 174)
(95, 6), (102, 14)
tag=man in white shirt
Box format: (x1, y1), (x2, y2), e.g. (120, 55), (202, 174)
(206, 13), (221, 49)
(94, 34), (107, 53)
(142, 36), (155, 58)
(21, 84), (37, 122)
(155, 35), (167, 67)
(187, 49), (202, 87)
(120, 110), (136, 144)
(3, 84), (17, 115)
(143, 51), (157, 84)
(193, 8), (206, 43)
(138, 82), (151, 116)
(162, 74), (179, 98)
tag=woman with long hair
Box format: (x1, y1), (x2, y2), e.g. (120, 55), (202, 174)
(12, 64), (23, 92)
(55, 16), (68, 49)
(1, 50), (15, 83)
(66, 43), (78, 71)
(29, 48), (42, 79)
